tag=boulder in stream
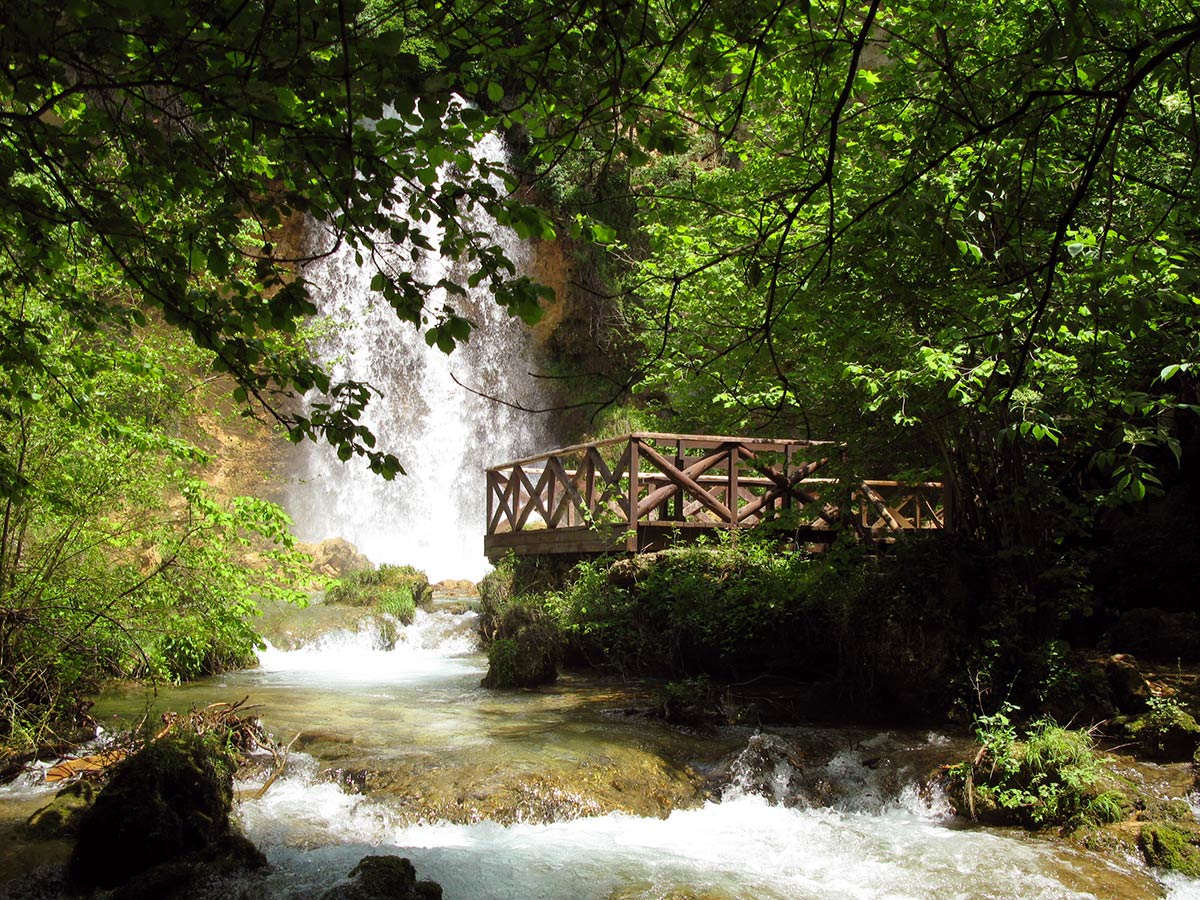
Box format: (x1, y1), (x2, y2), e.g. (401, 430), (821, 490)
(716, 732), (806, 804)
(68, 732), (266, 893)
(320, 855), (442, 900)
(480, 600), (560, 689)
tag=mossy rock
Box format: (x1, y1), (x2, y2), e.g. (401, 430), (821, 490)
(481, 600), (560, 689)
(320, 855), (442, 900)
(481, 633), (557, 689)
(654, 677), (727, 726)
(68, 733), (253, 891)
(1118, 701), (1200, 761)
(24, 780), (96, 840)
(1139, 821), (1200, 876)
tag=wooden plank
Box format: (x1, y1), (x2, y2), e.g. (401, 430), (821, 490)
(487, 432), (841, 473)
(485, 524), (629, 556)
(637, 449), (733, 513)
(632, 432), (839, 451)
(729, 451), (740, 527)
(858, 482), (908, 536)
(496, 471), (520, 532)
(589, 443), (631, 522)
(486, 434), (633, 472)
(486, 470), (495, 535)
(514, 465), (552, 530)
(734, 461), (825, 523)
(627, 439), (640, 551)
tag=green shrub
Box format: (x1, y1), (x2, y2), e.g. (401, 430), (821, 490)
(378, 585), (416, 624)
(950, 706), (1128, 828)
(325, 564), (428, 616)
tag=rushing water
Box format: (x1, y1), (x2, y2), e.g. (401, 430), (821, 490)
(283, 128), (558, 582)
(2, 603), (1185, 900)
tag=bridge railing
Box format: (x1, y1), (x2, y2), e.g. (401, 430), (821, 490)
(484, 432), (947, 556)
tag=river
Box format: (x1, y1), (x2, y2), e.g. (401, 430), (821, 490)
(5, 599), (1198, 900)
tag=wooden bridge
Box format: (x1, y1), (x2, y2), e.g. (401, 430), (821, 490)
(484, 432), (948, 557)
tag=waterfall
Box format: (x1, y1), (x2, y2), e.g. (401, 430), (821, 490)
(283, 131), (557, 583)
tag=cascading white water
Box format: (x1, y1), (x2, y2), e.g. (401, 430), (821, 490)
(237, 744), (1144, 900)
(284, 130), (557, 582)
(8, 607), (1199, 899)
(255, 608), (482, 685)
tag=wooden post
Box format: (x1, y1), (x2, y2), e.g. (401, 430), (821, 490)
(585, 452), (595, 516)
(671, 439), (684, 521)
(729, 444), (739, 543)
(627, 437), (640, 552)
(486, 471), (495, 535)
(783, 445), (793, 514)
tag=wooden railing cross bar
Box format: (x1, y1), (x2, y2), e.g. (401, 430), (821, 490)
(736, 459), (827, 522)
(635, 443), (742, 515)
(635, 439), (741, 522)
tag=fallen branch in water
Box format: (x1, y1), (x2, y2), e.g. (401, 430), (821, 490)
(253, 731), (301, 800)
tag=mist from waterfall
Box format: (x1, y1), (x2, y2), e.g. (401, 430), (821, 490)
(283, 130), (558, 582)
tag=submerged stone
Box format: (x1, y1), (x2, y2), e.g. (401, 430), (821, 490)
(320, 855), (442, 900)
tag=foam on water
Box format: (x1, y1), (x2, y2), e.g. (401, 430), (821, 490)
(238, 760), (1107, 900)
(255, 608), (481, 686)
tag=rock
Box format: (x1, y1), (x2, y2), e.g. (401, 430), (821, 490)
(320, 855), (442, 900)
(1118, 698), (1200, 761)
(433, 579), (479, 598)
(717, 733), (805, 804)
(68, 733), (264, 891)
(301, 537), (373, 579)
(481, 602), (559, 689)
(295, 728), (356, 749)
(24, 780), (96, 839)
(654, 677), (727, 726)
(1104, 654), (1152, 712)
(1140, 821), (1200, 876)
(481, 632), (557, 688)
(294, 729), (359, 762)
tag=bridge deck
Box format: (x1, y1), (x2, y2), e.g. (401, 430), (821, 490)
(484, 432), (947, 558)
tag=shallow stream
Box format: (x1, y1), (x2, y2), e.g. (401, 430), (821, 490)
(5, 602), (1200, 900)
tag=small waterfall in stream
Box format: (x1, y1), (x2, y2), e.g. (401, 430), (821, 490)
(284, 130), (557, 582)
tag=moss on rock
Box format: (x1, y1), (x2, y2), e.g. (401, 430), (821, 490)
(1139, 821), (1200, 876)
(24, 780), (96, 840)
(326, 564), (430, 622)
(1117, 697), (1200, 761)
